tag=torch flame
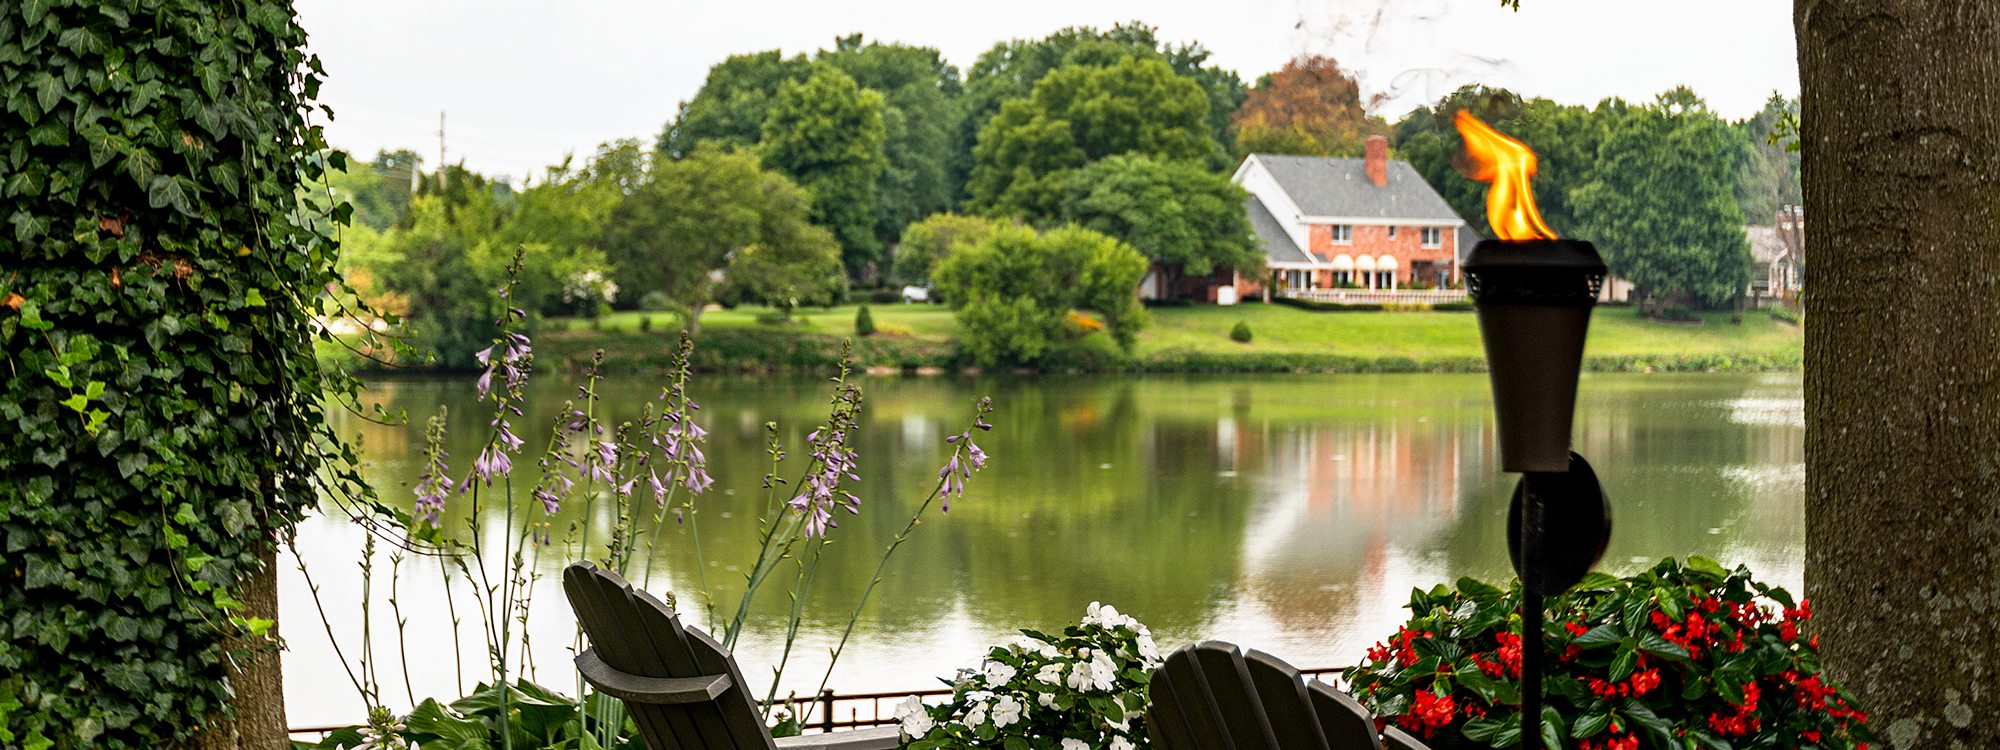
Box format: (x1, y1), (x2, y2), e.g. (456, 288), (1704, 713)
(1455, 110), (1557, 240)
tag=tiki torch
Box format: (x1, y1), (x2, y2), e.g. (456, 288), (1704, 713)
(1456, 111), (1613, 750)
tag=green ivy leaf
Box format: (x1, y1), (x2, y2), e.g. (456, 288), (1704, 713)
(146, 175), (196, 218)
(1572, 711), (1611, 739)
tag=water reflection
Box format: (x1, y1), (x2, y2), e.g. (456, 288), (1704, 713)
(286, 373), (1804, 727)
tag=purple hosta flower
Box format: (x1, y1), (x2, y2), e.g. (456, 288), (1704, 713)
(472, 444), (513, 483)
(788, 381), (865, 538)
(938, 398), (996, 511)
(413, 413), (454, 525)
(587, 440), (619, 483)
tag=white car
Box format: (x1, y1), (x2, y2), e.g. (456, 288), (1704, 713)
(900, 285), (932, 304)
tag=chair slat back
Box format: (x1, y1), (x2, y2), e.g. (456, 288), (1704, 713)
(564, 562), (775, 750)
(1147, 641), (1409, 750)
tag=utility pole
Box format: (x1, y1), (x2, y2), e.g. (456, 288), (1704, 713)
(437, 110), (447, 192)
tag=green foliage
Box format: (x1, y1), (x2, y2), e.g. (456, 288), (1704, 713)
(897, 604), (1160, 749)
(1229, 320), (1253, 343)
(296, 681), (642, 750)
(603, 145), (836, 329)
(818, 35), (966, 249)
(661, 50), (813, 157)
(1732, 93), (1802, 221)
(855, 304), (876, 336)
(376, 193), (509, 367)
(759, 66), (889, 276)
(1058, 154), (1261, 294)
(1571, 89), (1752, 308)
(0, 0), (372, 746)
(967, 56), (1219, 219)
(957, 23), (1242, 193)
(1394, 86), (1608, 238)
(931, 225), (1149, 366)
(1345, 559), (1874, 750)
(895, 212), (1008, 284)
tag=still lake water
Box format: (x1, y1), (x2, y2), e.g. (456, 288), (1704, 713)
(284, 372), (1804, 727)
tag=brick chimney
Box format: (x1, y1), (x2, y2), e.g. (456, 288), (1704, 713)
(1364, 135), (1389, 187)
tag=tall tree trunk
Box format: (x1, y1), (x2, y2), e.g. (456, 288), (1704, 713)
(193, 544), (288, 750)
(1798, 3), (2000, 748)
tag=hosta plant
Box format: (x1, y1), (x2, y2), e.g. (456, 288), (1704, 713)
(897, 603), (1163, 750)
(1345, 558), (1874, 750)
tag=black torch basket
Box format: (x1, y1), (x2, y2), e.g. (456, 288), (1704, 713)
(1463, 240), (1607, 474)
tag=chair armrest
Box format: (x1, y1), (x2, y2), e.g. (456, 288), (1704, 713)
(1383, 725), (1431, 750)
(773, 726), (903, 750)
(575, 650), (733, 705)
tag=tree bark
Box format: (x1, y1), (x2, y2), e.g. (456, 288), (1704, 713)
(1798, 3), (2000, 748)
(191, 544), (288, 750)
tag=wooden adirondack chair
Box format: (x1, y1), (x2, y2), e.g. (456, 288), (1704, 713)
(1147, 641), (1431, 750)
(562, 562), (902, 750)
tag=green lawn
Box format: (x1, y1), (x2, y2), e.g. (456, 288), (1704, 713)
(576, 304), (961, 339)
(1137, 304), (1802, 363)
(554, 301), (1800, 369)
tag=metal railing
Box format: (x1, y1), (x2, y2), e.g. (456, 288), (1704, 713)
(286, 666), (1352, 740)
(1279, 288), (1468, 306)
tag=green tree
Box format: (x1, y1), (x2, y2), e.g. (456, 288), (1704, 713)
(895, 212), (1009, 284)
(956, 23), (1242, 192)
(1, 1), (368, 745)
(496, 140), (638, 316)
(819, 35), (966, 248)
(1059, 154), (1262, 297)
(759, 66), (889, 278)
(602, 146), (833, 333)
(932, 224), (1149, 365)
(967, 56), (1217, 219)
(1570, 89), (1751, 308)
(1732, 93), (1802, 222)
(661, 50), (812, 157)
(379, 192), (509, 367)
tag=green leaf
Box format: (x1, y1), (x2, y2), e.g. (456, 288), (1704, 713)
(1609, 648), (1637, 681)
(84, 381), (105, 400)
(146, 175), (196, 218)
(245, 288), (266, 307)
(1572, 623), (1624, 649)
(1636, 632), (1690, 661)
(1540, 705), (1566, 750)
(1572, 712), (1611, 739)
(33, 72), (62, 113)
(1619, 700), (1676, 749)
(1461, 716), (1510, 743)
(1685, 555), (1729, 580)
(60, 394), (88, 413)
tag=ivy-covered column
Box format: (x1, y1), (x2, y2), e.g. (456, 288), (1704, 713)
(1, 2), (357, 747)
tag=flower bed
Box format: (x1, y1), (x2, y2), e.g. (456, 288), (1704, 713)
(1345, 558), (1874, 750)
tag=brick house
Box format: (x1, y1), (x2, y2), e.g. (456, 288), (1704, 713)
(1220, 137), (1472, 301)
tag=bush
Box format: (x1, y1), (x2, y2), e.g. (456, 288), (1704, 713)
(895, 603), (1161, 749)
(932, 225), (1150, 366)
(856, 305), (877, 336)
(638, 315), (653, 332)
(640, 289), (677, 312)
(1229, 320), (1253, 343)
(1345, 558), (1874, 750)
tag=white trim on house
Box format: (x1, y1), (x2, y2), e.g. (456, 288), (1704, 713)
(1234, 155), (1313, 254)
(1297, 216), (1470, 228)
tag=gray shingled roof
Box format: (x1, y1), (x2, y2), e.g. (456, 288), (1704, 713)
(1457, 225), (1484, 263)
(1254, 154), (1464, 222)
(1247, 195), (1312, 264)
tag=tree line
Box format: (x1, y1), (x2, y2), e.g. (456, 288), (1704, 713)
(328, 23), (1803, 367)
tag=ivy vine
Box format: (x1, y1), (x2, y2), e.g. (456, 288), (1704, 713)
(0, 1), (371, 747)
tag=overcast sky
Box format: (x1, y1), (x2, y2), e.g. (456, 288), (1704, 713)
(294, 0), (1798, 181)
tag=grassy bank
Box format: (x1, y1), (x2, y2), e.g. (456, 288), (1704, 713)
(518, 302), (1801, 375)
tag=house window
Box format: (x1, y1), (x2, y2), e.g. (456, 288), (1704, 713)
(1421, 227), (1442, 248)
(1331, 225), (1353, 245)
(1387, 226), (1398, 240)
(1333, 270), (1352, 287)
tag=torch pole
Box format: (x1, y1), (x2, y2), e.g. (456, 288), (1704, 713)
(1518, 475), (1546, 750)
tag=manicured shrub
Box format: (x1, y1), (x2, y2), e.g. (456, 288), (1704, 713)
(638, 315), (654, 332)
(896, 603), (1160, 749)
(856, 305), (877, 336)
(640, 290), (677, 311)
(1229, 320), (1254, 343)
(1346, 558), (1874, 750)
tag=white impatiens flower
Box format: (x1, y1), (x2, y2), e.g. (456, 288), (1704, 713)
(894, 696), (933, 740)
(982, 660), (1017, 685)
(1087, 650), (1119, 691)
(1110, 735), (1135, 750)
(991, 695), (1023, 728)
(1037, 692), (1056, 707)
(1062, 739), (1090, 750)
(964, 699), (989, 728)
(1137, 633), (1161, 665)
(1035, 663), (1065, 685)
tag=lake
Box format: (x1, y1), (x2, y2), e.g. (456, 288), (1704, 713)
(283, 371), (1804, 728)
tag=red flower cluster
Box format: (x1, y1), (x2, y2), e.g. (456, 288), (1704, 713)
(1397, 690), (1457, 738)
(1368, 626), (1432, 668)
(1708, 681), (1763, 737)
(1578, 733), (1639, 750)
(1584, 654), (1662, 700)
